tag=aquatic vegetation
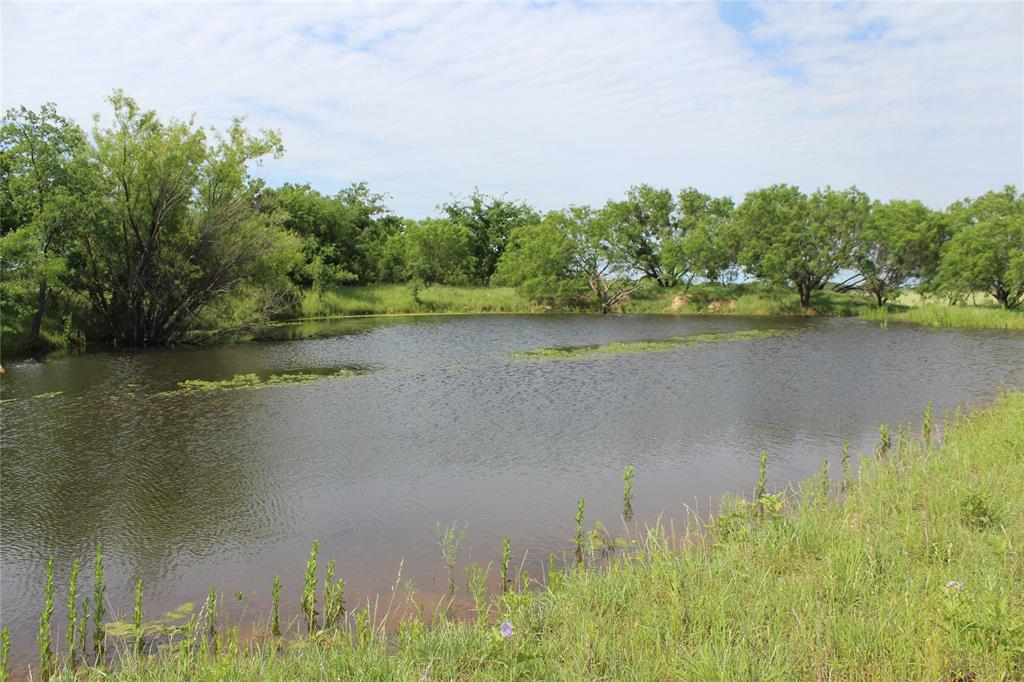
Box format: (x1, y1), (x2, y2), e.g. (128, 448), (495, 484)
(0, 627), (9, 682)
(92, 545), (105, 666)
(500, 537), (511, 594)
(271, 576), (281, 639)
(574, 499), (586, 564)
(301, 540), (319, 635)
(66, 559), (79, 668)
(37, 557), (54, 680)
(622, 465), (635, 521)
(437, 522), (467, 595)
(841, 442), (851, 490)
(322, 559), (345, 631)
(513, 328), (788, 361)
(32, 391), (64, 400)
(158, 366), (371, 396)
(922, 401), (933, 444)
(132, 580), (144, 656)
(205, 587), (218, 654)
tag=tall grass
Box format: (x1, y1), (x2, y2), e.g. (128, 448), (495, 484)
(859, 304), (1024, 330)
(9, 393), (1023, 680)
(298, 284), (534, 317)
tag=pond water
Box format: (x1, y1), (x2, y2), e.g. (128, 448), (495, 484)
(2, 314), (1022, 665)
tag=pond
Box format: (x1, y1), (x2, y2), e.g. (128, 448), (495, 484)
(2, 313), (1022, 665)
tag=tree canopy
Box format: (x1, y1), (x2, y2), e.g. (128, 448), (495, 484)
(1, 93), (1018, 352)
(935, 186), (1024, 309)
(735, 185), (869, 307)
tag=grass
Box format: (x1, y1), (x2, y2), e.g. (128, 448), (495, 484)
(13, 392), (1023, 680)
(859, 304), (1024, 331)
(298, 284), (535, 317)
(513, 328), (788, 361)
(618, 282), (874, 317)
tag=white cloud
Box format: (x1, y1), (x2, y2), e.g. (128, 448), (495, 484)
(2, 1), (1021, 215)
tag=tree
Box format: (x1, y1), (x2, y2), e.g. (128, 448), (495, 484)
(496, 207), (643, 313)
(271, 182), (400, 288)
(440, 190), (539, 283)
(845, 199), (949, 306)
(659, 188), (736, 291)
(493, 217), (588, 306)
(400, 218), (475, 285)
(0, 104), (93, 349)
(934, 186), (1024, 309)
(68, 91), (300, 345)
(735, 184), (869, 306)
(602, 185), (677, 286)
(272, 183), (358, 289)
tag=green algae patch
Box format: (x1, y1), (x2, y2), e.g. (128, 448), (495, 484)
(159, 366), (372, 396)
(513, 328), (788, 361)
(32, 390), (64, 399)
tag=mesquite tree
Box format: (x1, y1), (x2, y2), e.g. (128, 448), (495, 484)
(69, 91), (298, 345)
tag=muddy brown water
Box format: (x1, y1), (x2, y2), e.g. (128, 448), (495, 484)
(2, 314), (1022, 669)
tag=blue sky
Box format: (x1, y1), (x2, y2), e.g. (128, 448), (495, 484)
(2, 1), (1021, 217)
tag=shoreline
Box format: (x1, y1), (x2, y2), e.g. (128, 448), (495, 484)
(6, 391), (1021, 679)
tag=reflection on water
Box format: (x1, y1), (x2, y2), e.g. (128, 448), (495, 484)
(1, 314), (1022, 666)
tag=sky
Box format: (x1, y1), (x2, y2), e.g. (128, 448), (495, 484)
(2, 1), (1022, 217)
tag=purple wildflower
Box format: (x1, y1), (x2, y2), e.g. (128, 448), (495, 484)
(945, 580), (963, 593)
(499, 620), (513, 639)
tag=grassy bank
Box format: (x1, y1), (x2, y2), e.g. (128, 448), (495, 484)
(618, 281), (872, 316)
(858, 304), (1024, 331)
(298, 285), (536, 317)
(15, 392), (1022, 680)
(297, 283), (1023, 332)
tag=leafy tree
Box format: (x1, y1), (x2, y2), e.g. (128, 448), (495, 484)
(272, 183), (358, 288)
(846, 199), (949, 306)
(440, 190), (538, 283)
(0, 104), (93, 349)
(400, 218), (475, 285)
(497, 207), (643, 313)
(493, 217), (588, 306)
(735, 184), (869, 306)
(602, 185), (677, 286)
(67, 91), (300, 345)
(271, 182), (398, 288)
(660, 188), (736, 291)
(935, 186), (1024, 309)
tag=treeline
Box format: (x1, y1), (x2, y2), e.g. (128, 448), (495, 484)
(2, 94), (1021, 351)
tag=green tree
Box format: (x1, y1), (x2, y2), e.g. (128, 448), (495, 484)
(660, 188), (736, 291)
(935, 186), (1024, 309)
(497, 207), (643, 313)
(493, 217), (588, 306)
(846, 199), (949, 306)
(68, 91), (299, 345)
(401, 218), (475, 285)
(601, 184), (677, 286)
(735, 184), (869, 306)
(0, 104), (93, 349)
(440, 190), (538, 283)
(272, 183), (358, 288)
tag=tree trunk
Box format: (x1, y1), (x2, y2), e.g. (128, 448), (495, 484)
(797, 282), (812, 307)
(874, 289), (885, 307)
(29, 282), (48, 349)
(994, 286), (1009, 309)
